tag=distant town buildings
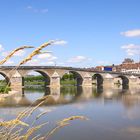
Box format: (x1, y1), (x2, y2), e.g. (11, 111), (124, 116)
(117, 58), (140, 74)
(92, 58), (140, 74)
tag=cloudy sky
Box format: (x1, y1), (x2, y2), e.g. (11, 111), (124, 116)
(0, 0), (140, 67)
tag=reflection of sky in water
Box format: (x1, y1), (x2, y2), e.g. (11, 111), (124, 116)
(0, 86), (140, 140)
(24, 91), (44, 102)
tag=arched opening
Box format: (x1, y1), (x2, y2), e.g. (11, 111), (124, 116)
(23, 70), (50, 88)
(0, 72), (11, 93)
(118, 75), (129, 86)
(92, 73), (103, 86)
(61, 71), (83, 86)
(114, 75), (129, 90)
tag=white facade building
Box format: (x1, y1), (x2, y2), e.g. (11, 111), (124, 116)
(121, 67), (140, 74)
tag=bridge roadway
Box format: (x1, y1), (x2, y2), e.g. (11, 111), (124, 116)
(0, 66), (140, 89)
(1, 66), (140, 75)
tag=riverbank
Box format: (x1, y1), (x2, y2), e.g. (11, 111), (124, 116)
(24, 79), (77, 86)
(0, 90), (19, 98)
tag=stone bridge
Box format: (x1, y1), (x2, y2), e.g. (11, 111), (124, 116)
(0, 66), (140, 89)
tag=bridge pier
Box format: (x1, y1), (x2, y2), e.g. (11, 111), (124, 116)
(103, 78), (114, 87)
(102, 73), (114, 87)
(10, 71), (23, 91)
(129, 76), (140, 85)
(50, 71), (60, 87)
(82, 73), (92, 86)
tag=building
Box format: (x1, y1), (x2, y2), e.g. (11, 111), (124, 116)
(116, 58), (140, 74)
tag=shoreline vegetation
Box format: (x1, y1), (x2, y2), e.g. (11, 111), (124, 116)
(0, 86), (11, 94)
(24, 74), (77, 87)
(0, 80), (11, 94)
(0, 74), (77, 94)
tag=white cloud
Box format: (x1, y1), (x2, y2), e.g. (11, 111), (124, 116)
(48, 56), (57, 61)
(0, 44), (4, 52)
(2, 51), (8, 57)
(41, 9), (48, 13)
(40, 61), (56, 66)
(121, 29), (140, 37)
(126, 49), (138, 56)
(27, 59), (39, 66)
(37, 53), (52, 59)
(46, 61), (55, 65)
(37, 53), (58, 61)
(121, 44), (139, 49)
(57, 62), (65, 66)
(5, 60), (14, 65)
(26, 58), (56, 66)
(121, 44), (140, 56)
(2, 50), (25, 57)
(27, 6), (32, 9)
(96, 61), (111, 65)
(14, 50), (25, 56)
(27, 6), (48, 13)
(51, 40), (67, 46)
(68, 56), (91, 63)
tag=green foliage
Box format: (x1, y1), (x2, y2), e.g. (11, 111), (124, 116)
(61, 80), (76, 85)
(24, 75), (49, 86)
(0, 86), (11, 94)
(24, 75), (45, 82)
(0, 80), (7, 86)
(61, 73), (77, 85)
(61, 73), (75, 81)
(24, 74), (77, 86)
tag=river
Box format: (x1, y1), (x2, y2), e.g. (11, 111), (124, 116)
(0, 85), (140, 140)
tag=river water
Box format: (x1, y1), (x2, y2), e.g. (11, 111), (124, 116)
(0, 85), (140, 140)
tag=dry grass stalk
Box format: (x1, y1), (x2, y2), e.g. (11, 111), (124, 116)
(57, 115), (88, 125)
(32, 134), (41, 140)
(43, 115), (89, 140)
(0, 46), (34, 65)
(19, 41), (55, 66)
(26, 95), (50, 119)
(18, 122), (48, 140)
(0, 40), (88, 140)
(9, 128), (23, 140)
(2, 95), (48, 140)
(36, 111), (49, 120)
(17, 95), (49, 120)
(44, 123), (69, 140)
(0, 119), (29, 127)
(26, 100), (45, 118)
(0, 104), (88, 140)
(30, 110), (50, 128)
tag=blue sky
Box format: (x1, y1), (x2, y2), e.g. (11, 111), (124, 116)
(0, 0), (140, 67)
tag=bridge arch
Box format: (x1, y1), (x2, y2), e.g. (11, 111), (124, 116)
(92, 73), (103, 86)
(117, 75), (129, 86)
(0, 71), (11, 86)
(61, 71), (83, 86)
(69, 71), (83, 86)
(23, 70), (51, 87)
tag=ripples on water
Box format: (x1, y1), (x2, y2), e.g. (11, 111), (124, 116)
(0, 85), (140, 140)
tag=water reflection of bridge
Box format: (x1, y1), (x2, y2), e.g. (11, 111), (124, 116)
(0, 86), (140, 109)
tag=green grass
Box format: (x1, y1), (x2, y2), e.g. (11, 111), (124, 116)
(24, 81), (45, 86)
(60, 80), (77, 85)
(0, 86), (11, 94)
